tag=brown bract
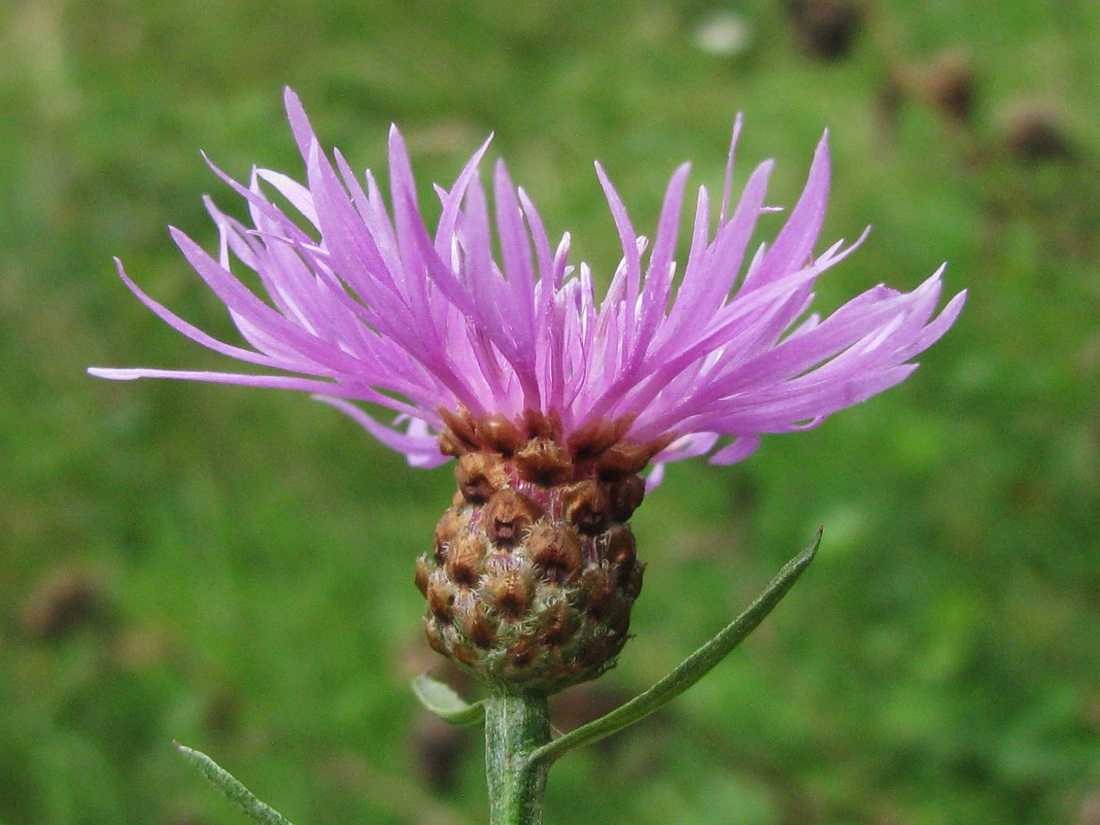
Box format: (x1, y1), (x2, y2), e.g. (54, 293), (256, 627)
(473, 414), (525, 454)
(426, 575), (457, 623)
(483, 489), (544, 546)
(526, 522), (584, 581)
(455, 451), (510, 503)
(514, 438), (573, 486)
(560, 480), (610, 536)
(444, 533), (485, 588)
(605, 525), (637, 581)
(597, 433), (675, 480)
(480, 564), (536, 619)
(434, 508), (471, 559)
(609, 475), (647, 522)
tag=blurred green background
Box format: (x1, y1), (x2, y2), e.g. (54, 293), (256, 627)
(2, 0), (1099, 823)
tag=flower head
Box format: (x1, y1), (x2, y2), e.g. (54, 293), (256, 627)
(91, 89), (965, 479)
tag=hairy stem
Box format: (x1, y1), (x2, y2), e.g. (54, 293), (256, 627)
(485, 692), (552, 825)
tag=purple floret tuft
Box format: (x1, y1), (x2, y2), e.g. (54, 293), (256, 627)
(90, 89), (965, 474)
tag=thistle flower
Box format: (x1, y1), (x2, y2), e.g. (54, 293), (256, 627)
(91, 89), (964, 691)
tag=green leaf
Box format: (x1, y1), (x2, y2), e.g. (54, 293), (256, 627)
(531, 529), (821, 765)
(174, 742), (296, 825)
(411, 674), (486, 727)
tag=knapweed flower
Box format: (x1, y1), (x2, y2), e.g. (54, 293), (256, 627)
(91, 89), (964, 691)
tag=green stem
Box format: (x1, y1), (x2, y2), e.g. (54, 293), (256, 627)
(485, 691), (552, 825)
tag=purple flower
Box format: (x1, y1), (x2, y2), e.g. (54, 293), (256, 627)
(91, 88), (965, 477)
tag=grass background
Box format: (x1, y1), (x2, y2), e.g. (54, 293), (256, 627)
(2, 0), (1099, 823)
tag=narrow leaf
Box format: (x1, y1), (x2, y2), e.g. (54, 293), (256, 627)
(174, 742), (295, 825)
(531, 529), (821, 765)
